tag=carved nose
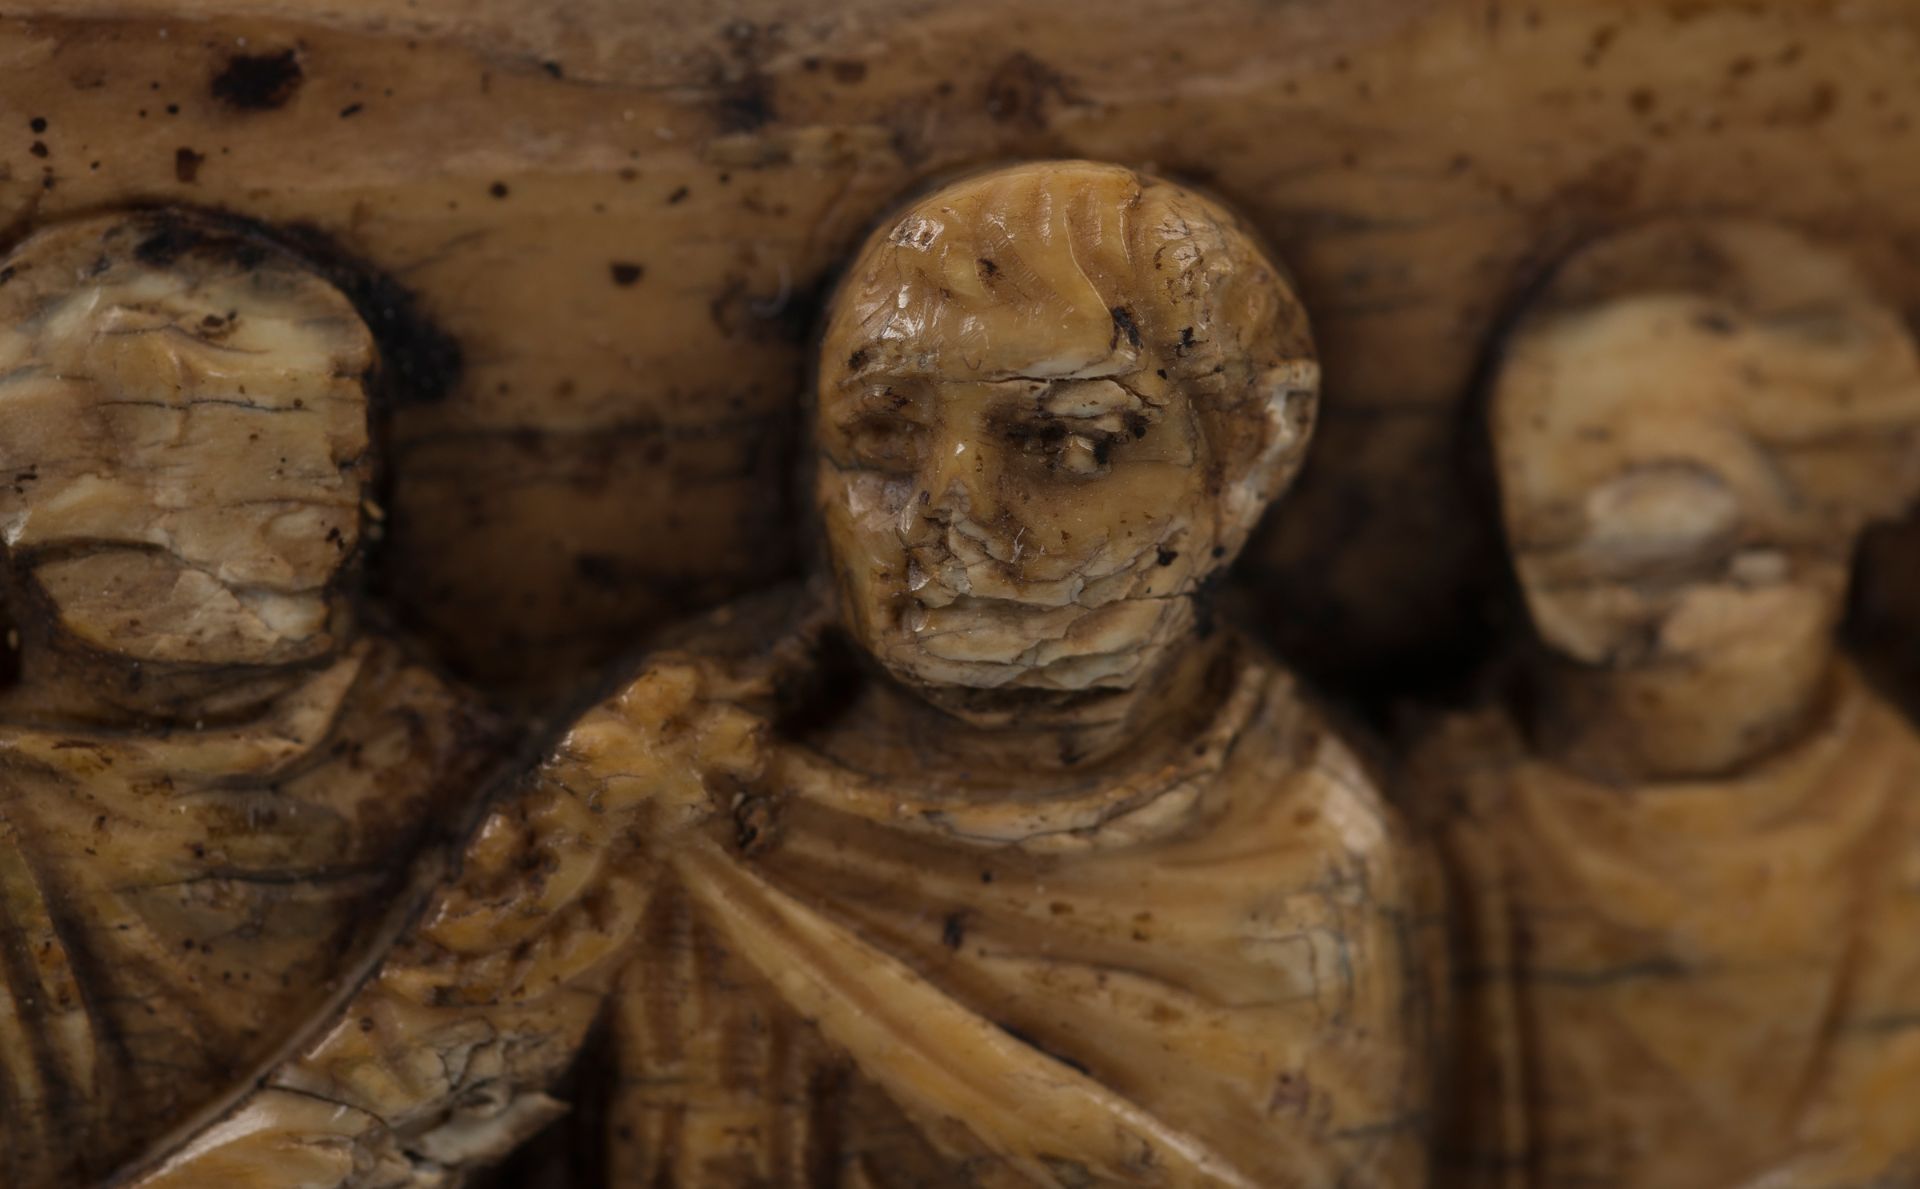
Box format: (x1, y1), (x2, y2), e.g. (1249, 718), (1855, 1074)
(923, 438), (999, 525)
(898, 478), (959, 546)
(927, 474), (973, 520)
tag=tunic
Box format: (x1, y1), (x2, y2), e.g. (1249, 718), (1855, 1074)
(596, 628), (1439, 1188)
(1415, 664), (1920, 1189)
(121, 602), (1441, 1189)
(0, 638), (496, 1186)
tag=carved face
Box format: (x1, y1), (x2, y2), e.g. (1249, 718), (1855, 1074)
(0, 217), (373, 668)
(816, 162), (1317, 695)
(1494, 224), (1920, 673)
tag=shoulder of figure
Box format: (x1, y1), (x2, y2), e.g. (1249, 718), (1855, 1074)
(1228, 642), (1387, 798)
(1205, 641), (1427, 862)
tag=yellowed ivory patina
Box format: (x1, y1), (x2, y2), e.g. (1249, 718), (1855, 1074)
(0, 212), (501, 1187)
(131, 162), (1439, 1189)
(4, 2), (1920, 1184)
(1413, 220), (1920, 1188)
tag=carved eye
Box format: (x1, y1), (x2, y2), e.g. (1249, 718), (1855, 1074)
(1050, 416), (1131, 478)
(839, 413), (923, 471)
(1055, 432), (1111, 476)
(1002, 418), (1123, 477)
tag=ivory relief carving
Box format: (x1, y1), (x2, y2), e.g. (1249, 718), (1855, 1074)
(1413, 221), (1920, 1188)
(3, 10), (1920, 1185)
(119, 162), (1438, 1188)
(0, 213), (501, 1187)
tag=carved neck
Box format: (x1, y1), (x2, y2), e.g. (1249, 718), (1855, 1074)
(1528, 632), (1837, 782)
(2, 625), (345, 729)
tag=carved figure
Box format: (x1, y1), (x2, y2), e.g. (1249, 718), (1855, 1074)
(1413, 220), (1920, 1188)
(0, 212), (499, 1187)
(134, 161), (1438, 1189)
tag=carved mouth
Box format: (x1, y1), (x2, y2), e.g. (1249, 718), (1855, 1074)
(888, 512), (1187, 689)
(904, 531), (1160, 612)
(893, 585), (1178, 687)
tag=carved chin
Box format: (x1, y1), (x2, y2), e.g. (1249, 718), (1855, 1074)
(34, 551), (337, 666)
(1532, 578), (1837, 669)
(866, 508), (1197, 691)
(883, 595), (1186, 692)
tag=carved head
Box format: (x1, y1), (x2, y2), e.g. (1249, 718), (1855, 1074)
(816, 161), (1317, 698)
(1493, 220), (1920, 677)
(0, 213), (373, 669)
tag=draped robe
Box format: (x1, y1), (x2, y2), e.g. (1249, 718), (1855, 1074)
(119, 603), (1440, 1189)
(595, 625), (1440, 1188)
(0, 638), (495, 1186)
(1415, 664), (1920, 1189)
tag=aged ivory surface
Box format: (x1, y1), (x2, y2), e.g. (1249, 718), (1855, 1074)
(6, 2), (1920, 1187)
(0, 212), (500, 1187)
(124, 161), (1438, 1189)
(1411, 221), (1920, 1189)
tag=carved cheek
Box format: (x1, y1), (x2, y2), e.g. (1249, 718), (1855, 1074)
(323, 398), (372, 473)
(824, 466), (908, 554)
(253, 504), (360, 585)
(1519, 569), (1669, 665)
(822, 469), (912, 599)
(153, 402), (339, 502)
(0, 472), (142, 549)
(1521, 580), (1620, 664)
(1046, 412), (1208, 556)
(156, 500), (352, 590)
(835, 466), (906, 525)
(1019, 459), (1195, 564)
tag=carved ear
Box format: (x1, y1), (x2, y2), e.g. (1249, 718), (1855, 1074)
(1135, 172), (1318, 564)
(1738, 304), (1920, 536)
(1214, 356), (1320, 560)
